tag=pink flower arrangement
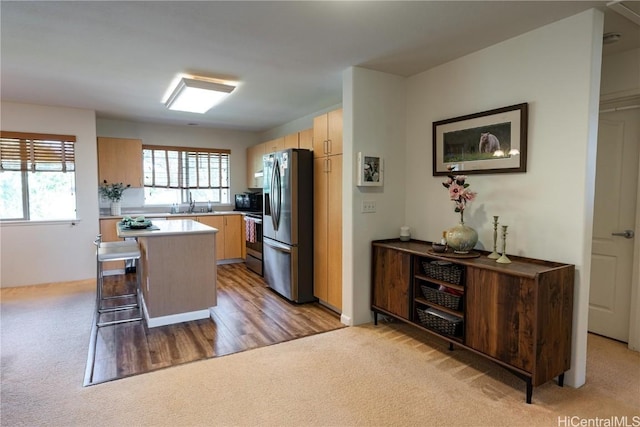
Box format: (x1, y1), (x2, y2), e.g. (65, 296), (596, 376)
(442, 166), (476, 222)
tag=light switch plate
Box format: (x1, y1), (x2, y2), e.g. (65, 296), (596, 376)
(362, 200), (376, 213)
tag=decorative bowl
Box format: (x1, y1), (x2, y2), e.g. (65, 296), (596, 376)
(128, 220), (152, 229)
(432, 243), (447, 253)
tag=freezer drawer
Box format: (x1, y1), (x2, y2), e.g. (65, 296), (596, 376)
(263, 238), (315, 303)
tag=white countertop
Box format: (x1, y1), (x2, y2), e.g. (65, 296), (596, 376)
(116, 219), (218, 238)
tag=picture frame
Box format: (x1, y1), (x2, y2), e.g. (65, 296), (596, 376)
(432, 103), (528, 176)
(357, 152), (383, 186)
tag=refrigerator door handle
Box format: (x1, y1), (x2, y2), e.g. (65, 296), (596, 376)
(272, 157), (282, 231)
(264, 239), (291, 253)
(269, 158), (278, 231)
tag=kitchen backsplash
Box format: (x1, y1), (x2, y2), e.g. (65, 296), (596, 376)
(98, 187), (145, 209)
(98, 187), (233, 217)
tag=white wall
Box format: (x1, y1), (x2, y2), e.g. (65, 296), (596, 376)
(600, 48), (640, 100)
(404, 10), (603, 388)
(1, 102), (99, 287)
(96, 118), (260, 207)
(342, 67), (407, 325)
(344, 9), (603, 389)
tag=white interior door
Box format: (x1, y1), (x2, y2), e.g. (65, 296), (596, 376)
(589, 107), (639, 342)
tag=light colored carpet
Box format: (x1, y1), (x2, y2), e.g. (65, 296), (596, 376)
(1, 280), (639, 426)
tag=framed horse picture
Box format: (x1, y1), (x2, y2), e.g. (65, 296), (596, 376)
(432, 103), (528, 176)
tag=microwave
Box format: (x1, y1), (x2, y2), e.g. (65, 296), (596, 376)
(235, 192), (262, 212)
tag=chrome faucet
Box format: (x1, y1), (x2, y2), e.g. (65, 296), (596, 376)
(188, 192), (195, 213)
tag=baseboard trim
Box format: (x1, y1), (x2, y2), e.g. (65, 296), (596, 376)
(139, 294), (210, 328)
(340, 313), (352, 326)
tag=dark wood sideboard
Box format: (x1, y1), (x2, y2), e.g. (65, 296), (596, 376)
(371, 239), (575, 404)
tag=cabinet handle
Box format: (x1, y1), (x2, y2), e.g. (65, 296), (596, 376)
(327, 139), (332, 154)
(326, 158), (331, 173)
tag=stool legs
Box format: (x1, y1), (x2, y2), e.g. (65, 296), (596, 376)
(94, 236), (143, 328)
(96, 264), (142, 327)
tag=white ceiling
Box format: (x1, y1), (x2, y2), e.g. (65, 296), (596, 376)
(1, 1), (638, 132)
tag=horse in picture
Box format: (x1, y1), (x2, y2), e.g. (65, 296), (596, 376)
(479, 132), (500, 153)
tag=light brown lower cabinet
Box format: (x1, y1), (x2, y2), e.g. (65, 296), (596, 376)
(166, 215), (242, 261)
(197, 215), (242, 261)
(371, 239), (574, 404)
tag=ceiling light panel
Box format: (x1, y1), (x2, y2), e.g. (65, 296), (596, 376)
(164, 77), (236, 114)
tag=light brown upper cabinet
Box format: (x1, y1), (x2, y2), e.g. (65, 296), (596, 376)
(284, 133), (299, 149)
(246, 143), (265, 189)
(312, 109), (343, 158)
(263, 137), (285, 154)
(97, 137), (143, 187)
(298, 128), (313, 150)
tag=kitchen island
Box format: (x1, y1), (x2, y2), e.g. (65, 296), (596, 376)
(117, 219), (218, 327)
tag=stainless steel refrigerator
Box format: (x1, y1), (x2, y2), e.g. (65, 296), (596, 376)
(262, 148), (315, 303)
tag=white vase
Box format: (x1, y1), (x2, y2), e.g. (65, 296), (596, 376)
(110, 201), (121, 216)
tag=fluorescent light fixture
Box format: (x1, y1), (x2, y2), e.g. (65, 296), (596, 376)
(164, 77), (236, 114)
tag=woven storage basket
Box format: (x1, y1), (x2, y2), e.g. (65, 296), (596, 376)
(421, 261), (463, 285)
(416, 307), (462, 337)
(420, 285), (462, 311)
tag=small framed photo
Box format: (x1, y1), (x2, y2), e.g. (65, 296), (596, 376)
(357, 152), (383, 187)
(433, 103), (528, 175)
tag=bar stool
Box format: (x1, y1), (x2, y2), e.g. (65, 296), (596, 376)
(93, 234), (143, 327)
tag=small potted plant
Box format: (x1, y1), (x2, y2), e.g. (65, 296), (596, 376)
(99, 180), (130, 215)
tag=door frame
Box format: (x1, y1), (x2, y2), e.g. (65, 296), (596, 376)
(631, 147), (640, 351)
(598, 95), (640, 351)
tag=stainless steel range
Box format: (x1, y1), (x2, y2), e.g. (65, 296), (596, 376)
(243, 211), (263, 275)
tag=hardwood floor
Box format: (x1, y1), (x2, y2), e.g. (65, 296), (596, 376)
(85, 263), (344, 385)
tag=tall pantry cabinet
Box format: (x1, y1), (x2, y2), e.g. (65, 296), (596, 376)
(313, 108), (343, 310)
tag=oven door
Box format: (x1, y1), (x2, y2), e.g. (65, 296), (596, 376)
(244, 216), (263, 275)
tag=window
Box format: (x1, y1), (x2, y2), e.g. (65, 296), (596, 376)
(143, 145), (230, 205)
(0, 131), (77, 220)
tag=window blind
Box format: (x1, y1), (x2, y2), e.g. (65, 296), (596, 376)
(0, 131), (76, 172)
(143, 145), (230, 190)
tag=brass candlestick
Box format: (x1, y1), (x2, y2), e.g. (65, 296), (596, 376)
(496, 225), (511, 264)
(487, 216), (500, 259)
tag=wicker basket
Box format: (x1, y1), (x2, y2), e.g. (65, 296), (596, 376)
(420, 285), (462, 311)
(421, 261), (463, 285)
(416, 307), (462, 337)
